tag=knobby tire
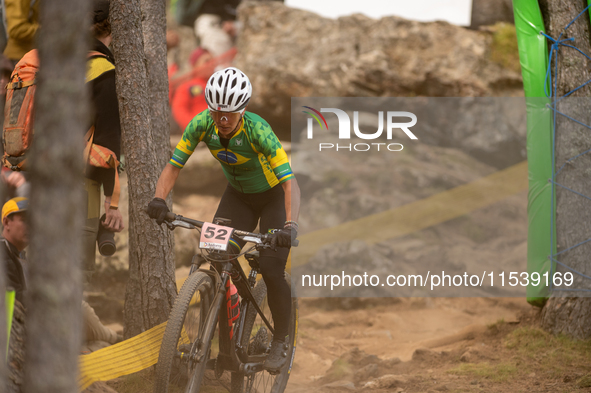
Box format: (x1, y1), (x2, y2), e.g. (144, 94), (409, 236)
(153, 271), (214, 393)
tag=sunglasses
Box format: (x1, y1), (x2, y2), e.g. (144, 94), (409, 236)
(209, 109), (242, 123)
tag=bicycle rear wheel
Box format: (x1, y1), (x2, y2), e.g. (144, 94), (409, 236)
(153, 271), (214, 393)
(231, 273), (298, 393)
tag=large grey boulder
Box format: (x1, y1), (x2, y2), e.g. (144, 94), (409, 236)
(235, 2), (522, 131)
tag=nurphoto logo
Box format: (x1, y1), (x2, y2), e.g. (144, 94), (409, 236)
(302, 106), (418, 152)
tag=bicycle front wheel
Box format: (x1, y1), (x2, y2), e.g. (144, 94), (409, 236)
(153, 271), (214, 393)
(231, 273), (298, 393)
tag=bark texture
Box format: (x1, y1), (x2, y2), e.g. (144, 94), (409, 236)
(110, 0), (177, 338)
(539, 0), (591, 338)
(141, 0), (173, 163)
(140, 0), (177, 298)
(22, 0), (89, 391)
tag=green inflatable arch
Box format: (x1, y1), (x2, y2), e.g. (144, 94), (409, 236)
(512, 0), (554, 306)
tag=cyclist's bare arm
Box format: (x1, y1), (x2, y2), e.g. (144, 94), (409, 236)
(282, 178), (300, 223)
(155, 163), (181, 199)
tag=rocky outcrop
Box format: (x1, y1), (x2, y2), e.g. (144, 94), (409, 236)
(235, 2), (522, 132)
(470, 0), (514, 29)
(319, 347), (403, 387)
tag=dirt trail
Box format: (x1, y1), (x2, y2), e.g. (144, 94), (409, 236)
(286, 297), (531, 392)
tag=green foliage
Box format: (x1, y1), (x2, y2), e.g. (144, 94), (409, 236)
(447, 362), (518, 382)
(489, 23), (521, 73)
(327, 358), (353, 380)
(577, 374), (591, 388)
(447, 326), (591, 386)
(486, 318), (505, 332)
(504, 327), (591, 378)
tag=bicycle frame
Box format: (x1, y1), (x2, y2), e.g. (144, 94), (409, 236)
(186, 252), (274, 376)
(154, 212), (297, 393)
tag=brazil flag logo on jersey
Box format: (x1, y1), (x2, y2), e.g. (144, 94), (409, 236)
(217, 151), (238, 163)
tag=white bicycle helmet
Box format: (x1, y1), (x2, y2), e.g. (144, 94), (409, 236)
(205, 67), (252, 112)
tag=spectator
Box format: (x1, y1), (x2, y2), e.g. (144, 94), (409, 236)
(84, 0), (124, 280)
(3, 0), (39, 66)
(2, 197), (28, 304)
(1, 168), (29, 199)
(166, 29), (180, 51)
(0, 197), (121, 351)
(194, 0), (241, 57)
(0, 54), (12, 98)
(171, 48), (212, 130)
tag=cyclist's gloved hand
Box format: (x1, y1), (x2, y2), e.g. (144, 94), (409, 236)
(270, 225), (298, 249)
(147, 197), (169, 225)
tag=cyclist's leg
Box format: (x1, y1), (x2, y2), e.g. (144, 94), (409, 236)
(220, 184), (292, 340)
(258, 185), (291, 341)
(258, 254), (290, 339)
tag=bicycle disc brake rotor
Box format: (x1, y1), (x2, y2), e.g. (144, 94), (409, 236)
(248, 327), (269, 356)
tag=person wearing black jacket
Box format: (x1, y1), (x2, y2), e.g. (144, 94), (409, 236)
(83, 0), (123, 278)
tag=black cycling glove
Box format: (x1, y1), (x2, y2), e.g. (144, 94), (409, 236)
(270, 226), (298, 249)
(147, 197), (169, 225)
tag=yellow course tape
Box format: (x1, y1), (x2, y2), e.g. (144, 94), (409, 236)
(79, 322), (191, 390)
(78, 160), (528, 390)
(78, 321), (167, 390)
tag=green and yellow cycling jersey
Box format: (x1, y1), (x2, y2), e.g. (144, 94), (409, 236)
(170, 110), (294, 194)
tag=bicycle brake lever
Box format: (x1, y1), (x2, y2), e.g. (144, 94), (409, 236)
(255, 243), (273, 251)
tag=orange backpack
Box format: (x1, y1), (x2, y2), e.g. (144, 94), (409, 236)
(3, 49), (38, 170)
(2, 49), (121, 208)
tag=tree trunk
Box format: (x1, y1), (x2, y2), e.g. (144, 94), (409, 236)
(141, 0), (173, 162)
(539, 0), (591, 339)
(110, 0), (177, 338)
(140, 0), (177, 305)
(22, 0), (89, 391)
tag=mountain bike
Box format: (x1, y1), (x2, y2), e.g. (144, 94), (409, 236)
(153, 212), (298, 393)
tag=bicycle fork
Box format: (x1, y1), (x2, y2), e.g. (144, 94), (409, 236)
(192, 265), (233, 365)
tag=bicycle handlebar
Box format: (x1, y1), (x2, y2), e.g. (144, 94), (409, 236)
(163, 212), (299, 247)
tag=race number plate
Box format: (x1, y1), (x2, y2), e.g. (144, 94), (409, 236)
(199, 222), (234, 251)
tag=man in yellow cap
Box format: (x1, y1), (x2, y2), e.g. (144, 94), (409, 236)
(1, 197), (121, 350)
(2, 196), (29, 304)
